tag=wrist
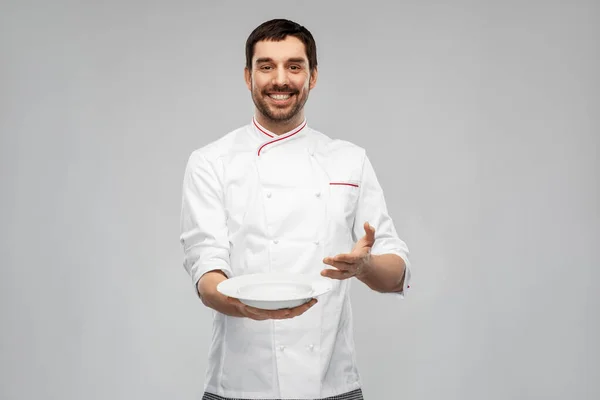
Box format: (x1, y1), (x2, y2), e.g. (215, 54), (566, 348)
(198, 270), (228, 305)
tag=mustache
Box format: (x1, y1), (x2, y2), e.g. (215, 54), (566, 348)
(264, 85), (298, 94)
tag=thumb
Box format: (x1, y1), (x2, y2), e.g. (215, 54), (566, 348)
(364, 222), (376, 242)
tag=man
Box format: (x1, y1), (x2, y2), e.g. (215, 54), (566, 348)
(180, 18), (411, 400)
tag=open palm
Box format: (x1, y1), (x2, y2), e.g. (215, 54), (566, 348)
(321, 222), (375, 280)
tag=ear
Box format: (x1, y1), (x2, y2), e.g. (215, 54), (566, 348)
(244, 67), (252, 90)
(309, 67), (318, 90)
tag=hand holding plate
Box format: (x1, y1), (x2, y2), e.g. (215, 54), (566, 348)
(227, 297), (318, 321)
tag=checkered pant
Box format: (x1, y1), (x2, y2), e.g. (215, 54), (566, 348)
(202, 388), (364, 400)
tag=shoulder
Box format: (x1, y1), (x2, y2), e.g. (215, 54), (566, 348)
(309, 127), (366, 164)
(186, 124), (249, 167)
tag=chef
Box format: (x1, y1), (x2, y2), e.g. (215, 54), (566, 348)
(179, 18), (411, 400)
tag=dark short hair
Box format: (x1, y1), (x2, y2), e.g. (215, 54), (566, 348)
(245, 19), (318, 72)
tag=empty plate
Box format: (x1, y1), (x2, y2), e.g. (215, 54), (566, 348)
(217, 272), (333, 310)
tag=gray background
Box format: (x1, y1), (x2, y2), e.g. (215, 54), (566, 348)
(1, 0), (598, 399)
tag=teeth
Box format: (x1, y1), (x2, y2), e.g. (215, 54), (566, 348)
(270, 94), (291, 100)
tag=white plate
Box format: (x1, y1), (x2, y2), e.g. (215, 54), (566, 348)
(217, 272), (332, 310)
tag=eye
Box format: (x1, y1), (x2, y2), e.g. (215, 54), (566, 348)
(289, 65), (301, 71)
(260, 65), (273, 71)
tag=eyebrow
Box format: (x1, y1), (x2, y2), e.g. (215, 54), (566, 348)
(286, 58), (307, 64)
(255, 57), (307, 65)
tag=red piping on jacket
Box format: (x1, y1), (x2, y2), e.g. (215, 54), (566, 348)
(257, 120), (307, 156)
(253, 118), (274, 138)
(329, 182), (359, 187)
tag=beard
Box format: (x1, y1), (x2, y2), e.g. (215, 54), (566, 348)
(250, 82), (309, 124)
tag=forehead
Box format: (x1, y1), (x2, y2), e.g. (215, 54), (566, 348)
(253, 36), (308, 63)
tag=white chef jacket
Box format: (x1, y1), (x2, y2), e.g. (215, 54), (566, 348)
(180, 117), (411, 400)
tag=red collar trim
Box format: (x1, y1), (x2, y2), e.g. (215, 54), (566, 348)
(252, 118), (275, 138)
(254, 118), (307, 156)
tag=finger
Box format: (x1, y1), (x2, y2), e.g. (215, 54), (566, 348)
(244, 303), (293, 320)
(249, 299), (318, 320)
(321, 268), (353, 280)
(288, 299), (318, 318)
(332, 253), (361, 264)
(324, 260), (355, 271)
(248, 313), (270, 321)
(323, 256), (340, 266)
(244, 304), (268, 315)
(265, 305), (301, 319)
(296, 298), (318, 313)
(228, 298), (267, 320)
(364, 222), (376, 243)
(269, 310), (293, 319)
(241, 307), (270, 321)
(265, 299), (317, 320)
(323, 256), (355, 268)
(245, 302), (304, 320)
(243, 306), (272, 320)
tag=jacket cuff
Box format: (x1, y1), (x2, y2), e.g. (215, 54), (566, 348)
(192, 263), (233, 299)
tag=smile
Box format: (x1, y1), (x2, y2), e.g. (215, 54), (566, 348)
(268, 93), (293, 100)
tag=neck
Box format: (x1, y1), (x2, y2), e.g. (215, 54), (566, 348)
(254, 112), (305, 136)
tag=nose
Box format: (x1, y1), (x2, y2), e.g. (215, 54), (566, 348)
(273, 65), (289, 87)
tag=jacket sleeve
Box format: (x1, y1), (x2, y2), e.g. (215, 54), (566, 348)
(352, 153), (412, 298)
(179, 150), (232, 297)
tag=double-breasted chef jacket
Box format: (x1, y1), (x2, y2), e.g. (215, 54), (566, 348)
(180, 117), (412, 400)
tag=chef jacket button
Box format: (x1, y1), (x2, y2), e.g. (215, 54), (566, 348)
(314, 241), (320, 245)
(273, 239), (279, 244)
(266, 192), (272, 198)
(308, 344), (314, 351)
(278, 345), (285, 351)
(315, 192), (321, 198)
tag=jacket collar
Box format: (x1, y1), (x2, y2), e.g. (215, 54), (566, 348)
(251, 116), (308, 156)
(251, 116), (307, 140)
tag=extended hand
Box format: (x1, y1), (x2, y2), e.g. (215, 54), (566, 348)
(227, 297), (318, 321)
(321, 222), (375, 280)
